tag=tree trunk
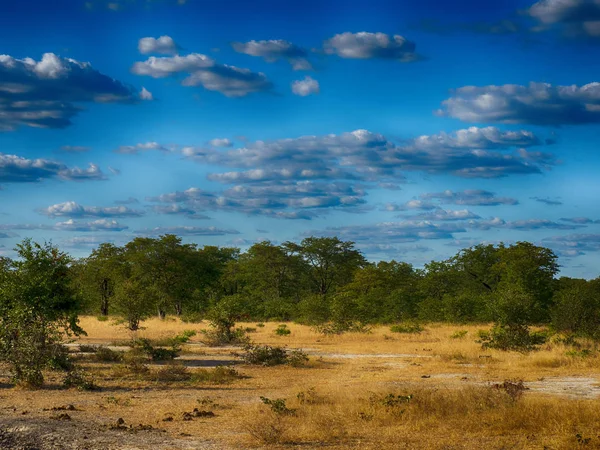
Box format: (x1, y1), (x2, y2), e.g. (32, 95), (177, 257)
(174, 302), (182, 316)
(158, 308), (166, 320)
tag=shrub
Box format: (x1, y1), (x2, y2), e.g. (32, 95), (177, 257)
(63, 369), (97, 391)
(240, 344), (308, 367)
(450, 330), (468, 339)
(313, 321), (371, 335)
(94, 347), (124, 362)
(275, 324), (291, 336)
(190, 366), (242, 384)
(130, 338), (179, 361)
(153, 364), (190, 382)
(96, 315), (109, 322)
(256, 323), (265, 328)
(390, 323), (424, 334)
(479, 325), (547, 352)
(0, 240), (84, 388)
(260, 397), (296, 415)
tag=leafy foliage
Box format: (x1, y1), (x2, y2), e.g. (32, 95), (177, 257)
(0, 240), (84, 388)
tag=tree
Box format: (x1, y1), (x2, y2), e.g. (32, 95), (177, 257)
(284, 237), (366, 297)
(552, 277), (600, 339)
(123, 235), (203, 318)
(75, 243), (124, 316)
(0, 239), (83, 387)
(334, 261), (420, 323)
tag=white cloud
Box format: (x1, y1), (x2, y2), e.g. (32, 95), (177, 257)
(438, 82), (600, 125)
(291, 76), (320, 96)
(323, 32), (422, 61)
(132, 53), (273, 97)
(138, 35), (179, 55)
(39, 201), (144, 218)
(231, 39), (312, 70)
(0, 53), (142, 130)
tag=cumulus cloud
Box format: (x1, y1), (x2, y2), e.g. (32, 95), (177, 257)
(405, 209), (481, 221)
(131, 53), (273, 97)
(383, 200), (438, 211)
(54, 219), (128, 232)
(560, 217), (600, 224)
(115, 142), (171, 154)
(39, 201), (144, 218)
(182, 126), (553, 183)
(531, 196), (563, 206)
(209, 138), (233, 147)
(134, 226), (240, 236)
(323, 32), (422, 62)
(147, 182), (365, 220)
(0, 220), (127, 233)
(543, 233), (600, 257)
(438, 82), (600, 125)
(0, 53), (141, 130)
(138, 35), (179, 55)
(61, 236), (117, 249)
(0, 154), (106, 183)
(466, 217), (584, 231)
(149, 204), (211, 219)
(145, 125), (552, 219)
(528, 0), (600, 38)
(421, 189), (519, 206)
(231, 39), (312, 70)
(291, 76), (320, 96)
(114, 197), (139, 205)
(302, 220), (466, 244)
(139, 87), (154, 100)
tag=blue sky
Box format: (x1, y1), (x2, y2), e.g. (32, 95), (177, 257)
(1, 0), (600, 278)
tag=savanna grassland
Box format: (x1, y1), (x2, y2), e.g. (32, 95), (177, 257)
(2, 317), (600, 450)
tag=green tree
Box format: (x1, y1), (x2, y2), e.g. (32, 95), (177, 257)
(552, 277), (600, 339)
(0, 239), (83, 387)
(285, 236), (366, 297)
(74, 243), (124, 316)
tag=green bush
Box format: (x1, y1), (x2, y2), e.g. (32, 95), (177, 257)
(94, 346), (124, 362)
(390, 323), (424, 334)
(478, 325), (547, 352)
(240, 344), (308, 367)
(450, 330), (468, 339)
(275, 324), (291, 336)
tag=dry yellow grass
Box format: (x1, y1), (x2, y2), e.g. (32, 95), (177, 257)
(1, 316), (600, 449)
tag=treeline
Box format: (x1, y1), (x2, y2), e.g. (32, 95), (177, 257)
(56, 235), (600, 340)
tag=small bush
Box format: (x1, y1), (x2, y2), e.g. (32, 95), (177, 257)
(154, 330), (197, 347)
(565, 349), (594, 358)
(130, 338), (179, 361)
(79, 344), (98, 353)
(256, 323), (265, 328)
(94, 347), (124, 362)
(190, 366), (242, 384)
(275, 324), (291, 336)
(201, 327), (249, 347)
(63, 369), (97, 391)
(153, 364), (190, 382)
(390, 323), (424, 334)
(314, 321), (371, 335)
(260, 397), (296, 415)
(479, 325), (546, 352)
(240, 344), (308, 367)
(96, 315), (109, 322)
(450, 330), (468, 339)
(245, 327), (257, 333)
